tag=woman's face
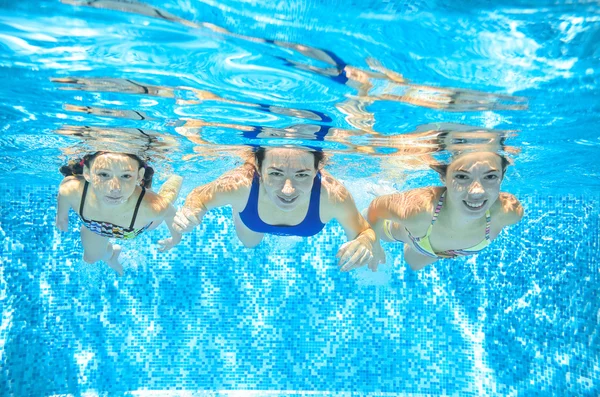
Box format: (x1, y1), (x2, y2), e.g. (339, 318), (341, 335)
(84, 153), (144, 206)
(260, 148), (318, 211)
(443, 152), (503, 218)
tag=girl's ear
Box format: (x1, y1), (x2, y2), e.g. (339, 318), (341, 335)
(137, 167), (146, 185)
(430, 164), (447, 182)
(82, 164), (91, 183)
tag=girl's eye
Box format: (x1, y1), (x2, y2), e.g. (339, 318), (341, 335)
(485, 174), (499, 180)
(296, 173), (309, 178)
(455, 174), (469, 180)
(269, 172), (283, 177)
(98, 172), (109, 178)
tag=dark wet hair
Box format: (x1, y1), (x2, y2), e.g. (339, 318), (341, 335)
(436, 131), (508, 150)
(430, 153), (511, 179)
(59, 152), (154, 188)
(254, 147), (325, 171)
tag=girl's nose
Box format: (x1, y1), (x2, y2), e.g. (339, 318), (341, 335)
(109, 178), (121, 192)
(468, 180), (484, 196)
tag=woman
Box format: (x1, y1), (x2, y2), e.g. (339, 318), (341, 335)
(366, 151), (523, 270)
(56, 152), (183, 275)
(173, 146), (384, 271)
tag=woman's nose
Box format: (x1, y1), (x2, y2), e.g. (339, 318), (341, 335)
(281, 179), (295, 195)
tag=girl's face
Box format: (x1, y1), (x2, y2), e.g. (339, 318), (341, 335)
(260, 148), (317, 212)
(443, 152), (503, 218)
(84, 153), (144, 206)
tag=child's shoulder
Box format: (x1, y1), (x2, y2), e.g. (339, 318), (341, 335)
(58, 176), (84, 197)
(141, 189), (171, 217)
(494, 192), (524, 225)
(395, 186), (444, 222)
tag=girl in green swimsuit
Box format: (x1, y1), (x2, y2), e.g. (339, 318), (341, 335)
(366, 151), (524, 271)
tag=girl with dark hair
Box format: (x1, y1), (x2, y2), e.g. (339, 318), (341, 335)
(172, 146), (385, 272)
(366, 151), (523, 271)
(56, 152), (183, 275)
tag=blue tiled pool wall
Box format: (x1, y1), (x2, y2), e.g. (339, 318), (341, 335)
(0, 184), (598, 397)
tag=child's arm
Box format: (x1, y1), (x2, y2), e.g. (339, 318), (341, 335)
(157, 204), (182, 252)
(156, 175), (183, 204)
(56, 177), (79, 232)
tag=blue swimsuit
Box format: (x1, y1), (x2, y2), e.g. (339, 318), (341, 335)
(238, 172), (326, 237)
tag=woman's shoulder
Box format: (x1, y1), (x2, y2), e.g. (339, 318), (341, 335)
(319, 170), (352, 205)
(215, 164), (255, 191)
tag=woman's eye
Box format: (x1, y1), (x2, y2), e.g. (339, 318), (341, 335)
(122, 174), (133, 179)
(296, 173), (310, 178)
(455, 174), (469, 180)
(269, 172), (283, 177)
(485, 174), (499, 180)
(98, 172), (109, 178)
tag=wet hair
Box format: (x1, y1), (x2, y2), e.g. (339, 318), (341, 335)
(430, 153), (511, 179)
(59, 152), (154, 188)
(253, 147), (325, 171)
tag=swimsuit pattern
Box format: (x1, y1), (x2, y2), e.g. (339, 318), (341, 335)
(79, 181), (151, 240)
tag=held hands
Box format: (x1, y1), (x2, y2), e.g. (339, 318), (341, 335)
(172, 207), (202, 233)
(336, 234), (386, 272)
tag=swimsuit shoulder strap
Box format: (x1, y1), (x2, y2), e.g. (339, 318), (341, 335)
(240, 171), (260, 215)
(79, 181), (89, 219)
(129, 186), (146, 229)
(404, 189), (445, 241)
(305, 172), (322, 221)
(429, 190), (445, 227)
(484, 209), (492, 241)
(419, 190), (446, 239)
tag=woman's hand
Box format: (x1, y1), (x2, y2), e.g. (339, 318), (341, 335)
(336, 234), (375, 272)
(172, 207), (202, 233)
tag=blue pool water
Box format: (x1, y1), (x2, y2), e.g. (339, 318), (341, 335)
(1, 0), (599, 396)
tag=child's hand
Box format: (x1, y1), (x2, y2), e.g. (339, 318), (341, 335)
(368, 239), (387, 272)
(56, 217), (69, 232)
(158, 229), (182, 252)
(157, 238), (179, 252)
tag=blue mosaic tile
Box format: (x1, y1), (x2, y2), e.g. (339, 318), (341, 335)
(0, 185), (599, 396)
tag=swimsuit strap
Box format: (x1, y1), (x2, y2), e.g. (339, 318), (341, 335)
(413, 190), (446, 241)
(129, 186), (146, 229)
(307, 172), (322, 215)
(484, 209), (491, 240)
(79, 181), (89, 218)
(430, 190), (446, 227)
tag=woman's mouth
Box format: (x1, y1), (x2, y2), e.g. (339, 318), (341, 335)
(277, 195), (298, 205)
(463, 200), (487, 211)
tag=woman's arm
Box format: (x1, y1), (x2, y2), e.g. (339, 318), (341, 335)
(322, 174), (384, 271)
(173, 167), (252, 233)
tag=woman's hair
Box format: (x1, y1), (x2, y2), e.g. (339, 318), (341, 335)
(59, 152), (155, 188)
(253, 147), (326, 170)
